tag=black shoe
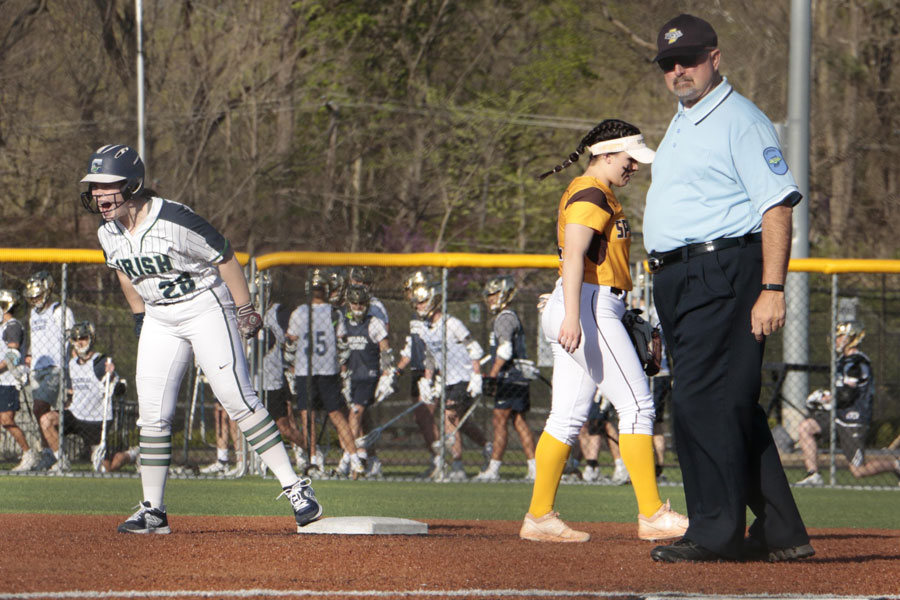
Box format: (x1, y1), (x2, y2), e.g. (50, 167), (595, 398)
(117, 501), (171, 534)
(651, 538), (722, 563)
(743, 537), (815, 562)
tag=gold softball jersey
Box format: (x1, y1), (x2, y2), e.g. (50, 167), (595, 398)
(556, 176), (633, 290)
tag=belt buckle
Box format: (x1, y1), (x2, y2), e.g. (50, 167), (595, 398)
(647, 256), (661, 273)
(704, 241), (716, 253)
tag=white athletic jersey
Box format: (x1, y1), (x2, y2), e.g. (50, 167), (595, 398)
(98, 196), (231, 306)
(67, 353), (116, 422)
(260, 303), (288, 391)
(287, 303), (340, 376)
(368, 296), (389, 325)
(420, 314), (474, 386)
(28, 303), (75, 370)
(0, 318), (25, 387)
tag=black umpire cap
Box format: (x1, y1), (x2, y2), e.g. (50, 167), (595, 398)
(653, 14), (718, 62)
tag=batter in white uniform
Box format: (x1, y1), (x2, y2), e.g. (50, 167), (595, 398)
(522, 120), (686, 544)
(80, 144), (321, 534)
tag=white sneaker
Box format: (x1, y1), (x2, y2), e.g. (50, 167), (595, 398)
(366, 457), (383, 478)
(447, 460), (467, 481)
(520, 512), (590, 543)
(638, 499), (688, 541)
(611, 460), (630, 485)
(349, 455), (365, 480)
(337, 452), (351, 476)
(582, 465), (601, 482)
(200, 460), (228, 474)
(224, 461), (244, 476)
(474, 468), (500, 481)
(12, 449), (39, 472)
(796, 471), (823, 486)
(50, 454), (70, 473)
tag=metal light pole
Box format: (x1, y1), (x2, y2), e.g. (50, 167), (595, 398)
(136, 0), (146, 162)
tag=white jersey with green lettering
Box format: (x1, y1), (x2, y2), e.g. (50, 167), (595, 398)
(97, 196), (230, 306)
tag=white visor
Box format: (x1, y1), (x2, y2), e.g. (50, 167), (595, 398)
(80, 173), (126, 184)
(588, 134), (655, 164)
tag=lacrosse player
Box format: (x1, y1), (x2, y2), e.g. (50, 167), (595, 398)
(0, 289), (38, 472)
(80, 144), (321, 534)
(39, 322), (138, 473)
(475, 275), (536, 482)
(337, 284), (395, 478)
(796, 321), (900, 486)
(411, 282), (491, 481)
(23, 270), (76, 471)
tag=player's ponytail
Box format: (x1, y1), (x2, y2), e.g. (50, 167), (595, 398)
(538, 119), (642, 180)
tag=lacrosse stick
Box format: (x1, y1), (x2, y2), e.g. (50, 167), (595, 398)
(431, 393), (486, 452)
(92, 358), (113, 472)
(355, 401), (426, 449)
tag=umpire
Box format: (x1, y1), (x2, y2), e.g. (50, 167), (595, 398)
(643, 14), (812, 562)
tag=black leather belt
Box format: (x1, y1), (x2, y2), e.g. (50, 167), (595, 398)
(647, 232), (762, 274)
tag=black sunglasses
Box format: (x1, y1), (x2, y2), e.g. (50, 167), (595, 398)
(658, 52), (708, 73)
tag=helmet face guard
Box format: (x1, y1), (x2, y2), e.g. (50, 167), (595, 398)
(24, 271), (54, 310)
(69, 321), (96, 359)
(327, 267), (347, 306)
(483, 276), (516, 314)
(349, 266), (374, 289)
(0, 289), (19, 314)
(410, 284), (440, 319)
(345, 284), (370, 321)
(835, 320), (865, 353)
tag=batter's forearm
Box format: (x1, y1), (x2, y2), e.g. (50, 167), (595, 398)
(116, 270), (146, 314)
(761, 205), (792, 285)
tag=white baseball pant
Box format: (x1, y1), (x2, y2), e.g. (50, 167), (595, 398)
(540, 278), (655, 445)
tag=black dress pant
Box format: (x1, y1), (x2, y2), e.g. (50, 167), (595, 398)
(652, 240), (809, 558)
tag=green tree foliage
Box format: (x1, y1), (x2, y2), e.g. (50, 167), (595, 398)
(0, 0), (897, 259)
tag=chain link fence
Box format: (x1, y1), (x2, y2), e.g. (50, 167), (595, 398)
(1, 251), (898, 489)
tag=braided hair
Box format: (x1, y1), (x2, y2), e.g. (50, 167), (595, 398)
(538, 119), (643, 180)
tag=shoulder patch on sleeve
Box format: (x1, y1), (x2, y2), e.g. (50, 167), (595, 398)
(565, 187), (614, 216)
(763, 147), (788, 175)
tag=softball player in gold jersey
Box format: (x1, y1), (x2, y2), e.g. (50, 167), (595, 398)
(521, 120), (687, 543)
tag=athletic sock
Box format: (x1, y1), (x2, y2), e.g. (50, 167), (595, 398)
(139, 429), (172, 509)
(586, 459), (599, 468)
(236, 409), (298, 488)
(619, 433), (662, 518)
(527, 432), (571, 518)
(216, 447), (229, 463)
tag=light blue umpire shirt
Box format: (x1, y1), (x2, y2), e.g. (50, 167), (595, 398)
(643, 77), (801, 254)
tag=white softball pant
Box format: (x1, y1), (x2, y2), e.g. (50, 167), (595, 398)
(540, 278), (655, 444)
(136, 282), (261, 431)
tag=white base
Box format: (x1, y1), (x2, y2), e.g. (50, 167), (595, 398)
(297, 516), (427, 535)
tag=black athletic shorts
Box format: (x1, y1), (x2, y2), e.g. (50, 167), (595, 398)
(409, 369), (426, 397)
(493, 380), (530, 413)
(350, 378), (377, 407)
(264, 386), (291, 420)
(0, 385), (20, 412)
(295, 375), (342, 413)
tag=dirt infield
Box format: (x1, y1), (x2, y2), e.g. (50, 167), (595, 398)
(2, 514), (899, 598)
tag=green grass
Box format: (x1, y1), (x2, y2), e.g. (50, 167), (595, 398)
(1, 475), (897, 529)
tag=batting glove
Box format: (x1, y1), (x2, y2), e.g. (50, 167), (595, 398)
(467, 372), (483, 398)
(235, 303), (263, 339)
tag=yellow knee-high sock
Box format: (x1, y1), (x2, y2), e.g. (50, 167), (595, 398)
(527, 432), (572, 518)
(619, 433), (663, 518)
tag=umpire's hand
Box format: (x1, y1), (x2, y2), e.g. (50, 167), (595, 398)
(751, 290), (786, 342)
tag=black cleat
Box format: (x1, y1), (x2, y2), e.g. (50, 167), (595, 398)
(117, 501), (171, 534)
